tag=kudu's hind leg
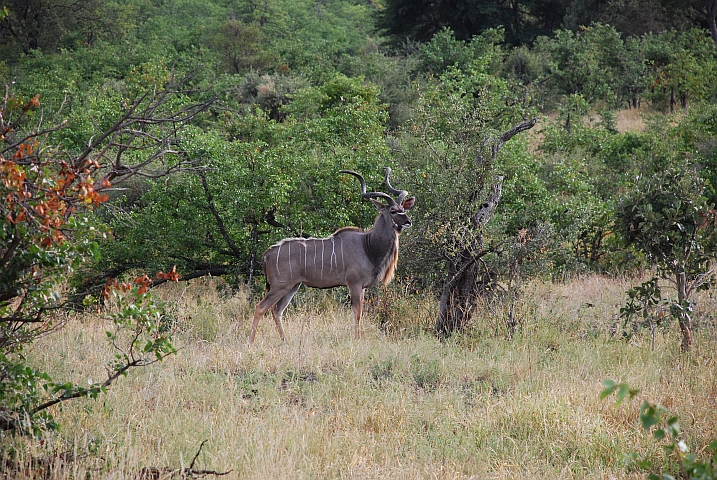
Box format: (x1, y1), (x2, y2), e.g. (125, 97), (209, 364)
(249, 285), (296, 343)
(348, 285), (365, 339)
(270, 284), (301, 342)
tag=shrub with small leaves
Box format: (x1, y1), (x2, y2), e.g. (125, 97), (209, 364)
(1, 271), (178, 435)
(601, 380), (717, 480)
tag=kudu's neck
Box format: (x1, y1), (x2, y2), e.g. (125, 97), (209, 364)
(367, 212), (397, 246)
(364, 213), (398, 265)
(363, 212), (399, 285)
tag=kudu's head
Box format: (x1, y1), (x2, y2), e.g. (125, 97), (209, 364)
(340, 167), (415, 233)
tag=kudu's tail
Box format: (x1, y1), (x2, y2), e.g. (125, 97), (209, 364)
(262, 254), (271, 292)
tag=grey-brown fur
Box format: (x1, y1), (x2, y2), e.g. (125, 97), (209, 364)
(249, 168), (415, 342)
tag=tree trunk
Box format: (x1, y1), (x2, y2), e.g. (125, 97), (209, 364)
(676, 269), (693, 352)
(435, 178), (503, 336)
(435, 249), (493, 337)
(669, 88), (675, 113)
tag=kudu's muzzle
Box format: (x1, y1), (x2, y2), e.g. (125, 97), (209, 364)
(393, 215), (412, 233)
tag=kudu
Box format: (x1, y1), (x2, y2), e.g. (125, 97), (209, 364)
(248, 168), (415, 342)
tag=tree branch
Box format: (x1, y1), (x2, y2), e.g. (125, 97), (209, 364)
(30, 358), (144, 414)
(491, 117), (537, 158)
(198, 170), (244, 258)
(698, 0), (717, 46)
(472, 176), (504, 227)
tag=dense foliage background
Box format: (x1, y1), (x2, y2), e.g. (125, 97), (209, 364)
(3, 0), (716, 288)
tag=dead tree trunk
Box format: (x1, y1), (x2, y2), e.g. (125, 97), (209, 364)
(435, 118), (536, 337)
(436, 179), (503, 336)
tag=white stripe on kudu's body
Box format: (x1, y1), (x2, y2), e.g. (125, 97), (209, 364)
(248, 168), (416, 342)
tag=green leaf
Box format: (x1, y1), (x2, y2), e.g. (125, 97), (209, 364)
(599, 380), (638, 405)
(599, 379), (618, 399)
(616, 383), (633, 404)
(89, 241), (101, 261)
(640, 402), (660, 430)
(666, 416), (680, 436)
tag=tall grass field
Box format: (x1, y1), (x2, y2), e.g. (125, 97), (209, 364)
(4, 275), (717, 479)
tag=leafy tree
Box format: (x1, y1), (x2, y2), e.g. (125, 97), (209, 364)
(530, 24), (717, 110)
(642, 29), (717, 112)
(259, 0), (379, 77)
(525, 97), (622, 272)
(534, 90), (717, 276)
(619, 34), (652, 108)
(375, 0), (572, 47)
(336, 48), (422, 130)
(678, 103), (717, 205)
(208, 19), (276, 74)
(418, 27), (505, 75)
(563, 0), (698, 37)
(0, 0), (109, 56)
(615, 166), (717, 351)
(533, 24), (628, 107)
(390, 31), (540, 335)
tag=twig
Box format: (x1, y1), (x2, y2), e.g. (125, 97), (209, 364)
(138, 440), (232, 479)
(189, 440), (208, 471)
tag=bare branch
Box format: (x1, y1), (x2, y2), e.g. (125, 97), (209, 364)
(686, 261), (717, 299)
(0, 122), (68, 155)
(73, 70), (216, 183)
(189, 439), (208, 471)
(30, 357), (145, 415)
(472, 176), (504, 227)
(74, 89), (151, 167)
(422, 137), (444, 161)
(491, 118), (537, 158)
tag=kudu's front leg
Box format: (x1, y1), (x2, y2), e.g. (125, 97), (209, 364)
(348, 285), (365, 339)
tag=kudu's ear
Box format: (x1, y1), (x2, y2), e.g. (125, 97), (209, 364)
(402, 197), (416, 211)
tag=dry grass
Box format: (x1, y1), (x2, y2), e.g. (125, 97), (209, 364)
(614, 108), (647, 133)
(527, 107), (649, 153)
(584, 107), (648, 133)
(3, 275), (717, 479)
